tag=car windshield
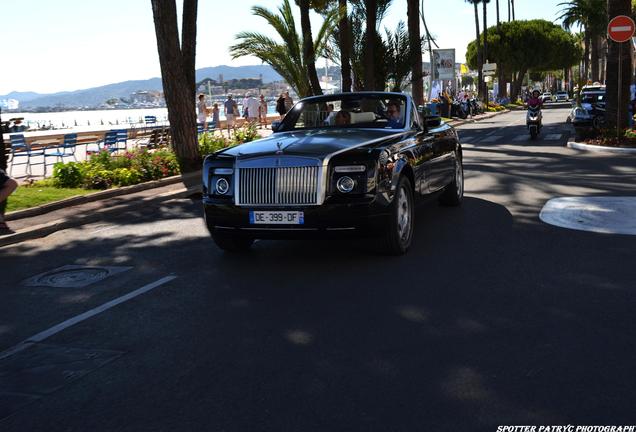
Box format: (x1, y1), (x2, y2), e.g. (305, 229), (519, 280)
(279, 94), (407, 131)
(582, 93), (605, 104)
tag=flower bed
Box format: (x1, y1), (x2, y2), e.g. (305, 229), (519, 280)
(52, 148), (180, 190)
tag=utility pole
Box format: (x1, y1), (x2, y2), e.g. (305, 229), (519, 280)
(420, 0), (439, 101)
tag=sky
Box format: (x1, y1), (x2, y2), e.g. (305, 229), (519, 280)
(0, 0), (566, 95)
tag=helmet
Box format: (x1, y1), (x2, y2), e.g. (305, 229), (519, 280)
(532, 89), (540, 96)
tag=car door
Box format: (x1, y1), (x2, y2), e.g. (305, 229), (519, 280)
(409, 103), (434, 196)
(428, 124), (456, 192)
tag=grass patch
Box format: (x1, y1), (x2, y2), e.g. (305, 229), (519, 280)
(6, 186), (98, 213)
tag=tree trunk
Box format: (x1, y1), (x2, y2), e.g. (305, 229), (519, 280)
(364, 0), (377, 90)
(583, 29), (591, 81)
(338, 0), (352, 92)
(511, 0), (515, 20)
(605, 0), (633, 132)
(482, 0), (489, 102)
(507, 0), (511, 21)
(0, 110), (6, 171)
(496, 0), (506, 98)
(151, 0), (200, 174)
(474, 2), (483, 99)
(510, 68), (527, 101)
(299, 0), (323, 96)
(591, 34), (601, 82)
(407, 0), (423, 105)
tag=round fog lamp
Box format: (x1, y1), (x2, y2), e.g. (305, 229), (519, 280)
(216, 178), (230, 195)
(336, 176), (356, 193)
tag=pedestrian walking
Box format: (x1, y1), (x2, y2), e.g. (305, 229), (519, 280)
(258, 95), (268, 129)
(224, 94), (238, 136)
(276, 93), (286, 119)
(245, 93), (260, 126)
(0, 168), (18, 235)
(284, 91), (293, 113)
(211, 103), (220, 130)
(197, 94), (209, 131)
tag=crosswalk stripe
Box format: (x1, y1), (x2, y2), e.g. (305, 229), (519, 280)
(481, 135), (503, 142)
(512, 135), (527, 141)
(545, 134), (562, 140)
(460, 136), (475, 142)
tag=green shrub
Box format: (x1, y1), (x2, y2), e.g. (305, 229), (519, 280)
(112, 168), (142, 186)
(88, 150), (114, 170)
(83, 168), (115, 189)
(53, 162), (84, 188)
(199, 133), (229, 155)
(233, 123), (259, 144)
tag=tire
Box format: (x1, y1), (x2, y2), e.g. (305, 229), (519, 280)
(439, 152), (464, 206)
(529, 126), (538, 140)
(212, 232), (254, 252)
(379, 176), (414, 255)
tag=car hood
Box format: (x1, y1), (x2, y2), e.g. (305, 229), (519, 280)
(216, 128), (406, 159)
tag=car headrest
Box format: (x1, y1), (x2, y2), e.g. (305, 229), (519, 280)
(349, 112), (376, 124)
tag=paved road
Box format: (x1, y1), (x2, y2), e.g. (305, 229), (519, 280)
(1, 107), (635, 431)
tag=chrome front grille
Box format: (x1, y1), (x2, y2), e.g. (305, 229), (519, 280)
(237, 166), (320, 206)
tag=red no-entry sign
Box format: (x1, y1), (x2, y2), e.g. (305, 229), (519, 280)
(608, 15), (635, 43)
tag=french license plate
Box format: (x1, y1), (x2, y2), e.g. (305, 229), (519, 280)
(249, 211), (304, 225)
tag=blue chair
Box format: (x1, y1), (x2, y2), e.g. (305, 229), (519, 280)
(113, 129), (128, 151)
(96, 131), (119, 153)
(197, 124), (205, 135)
(8, 134), (45, 177)
(45, 133), (78, 167)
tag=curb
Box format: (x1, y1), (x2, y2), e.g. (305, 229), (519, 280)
(566, 141), (636, 154)
(448, 108), (510, 127)
(6, 171), (201, 221)
(0, 183), (200, 248)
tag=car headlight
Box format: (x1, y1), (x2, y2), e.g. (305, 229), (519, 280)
(216, 178), (230, 195)
(336, 176), (356, 193)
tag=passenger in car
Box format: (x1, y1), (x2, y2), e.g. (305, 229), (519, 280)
(386, 102), (402, 128)
(335, 110), (351, 126)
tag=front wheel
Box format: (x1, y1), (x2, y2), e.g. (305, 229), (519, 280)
(379, 176), (414, 255)
(212, 232), (254, 252)
(529, 126), (538, 140)
(439, 152), (464, 206)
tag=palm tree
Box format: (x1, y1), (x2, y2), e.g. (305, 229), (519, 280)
(605, 0), (632, 132)
(407, 0), (423, 104)
(230, 0), (338, 97)
(385, 21), (418, 91)
(466, 0), (483, 98)
(151, 0), (200, 173)
(482, 0), (490, 102)
(558, 0), (607, 83)
(364, 0), (378, 90)
(338, 0), (353, 92)
(298, 0), (324, 95)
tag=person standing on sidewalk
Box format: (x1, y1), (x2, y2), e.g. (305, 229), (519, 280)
(224, 94), (238, 136)
(0, 168), (18, 235)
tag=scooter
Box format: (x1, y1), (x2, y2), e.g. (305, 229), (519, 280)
(527, 104), (542, 139)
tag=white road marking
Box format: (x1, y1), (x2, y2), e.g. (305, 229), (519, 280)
(0, 275), (177, 360)
(545, 134), (562, 140)
(480, 135), (503, 143)
(540, 197), (636, 235)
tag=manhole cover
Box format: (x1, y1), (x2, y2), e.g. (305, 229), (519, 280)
(22, 265), (132, 288)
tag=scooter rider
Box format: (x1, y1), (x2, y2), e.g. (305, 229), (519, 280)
(526, 89), (543, 108)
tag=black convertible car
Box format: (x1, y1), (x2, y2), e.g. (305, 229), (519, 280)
(202, 92), (463, 254)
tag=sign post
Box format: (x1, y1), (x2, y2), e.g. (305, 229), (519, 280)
(482, 62), (497, 108)
(607, 15), (635, 139)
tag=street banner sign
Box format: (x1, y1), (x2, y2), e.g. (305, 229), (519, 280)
(608, 15), (635, 43)
(432, 49), (456, 80)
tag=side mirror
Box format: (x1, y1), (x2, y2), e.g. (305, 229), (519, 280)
(271, 120), (281, 132)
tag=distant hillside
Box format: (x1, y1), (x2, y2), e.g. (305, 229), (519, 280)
(2, 65), (283, 109)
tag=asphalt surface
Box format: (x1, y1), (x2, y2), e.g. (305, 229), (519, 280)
(1, 107), (635, 431)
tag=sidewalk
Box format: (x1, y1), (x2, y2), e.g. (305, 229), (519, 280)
(1, 110), (510, 247)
